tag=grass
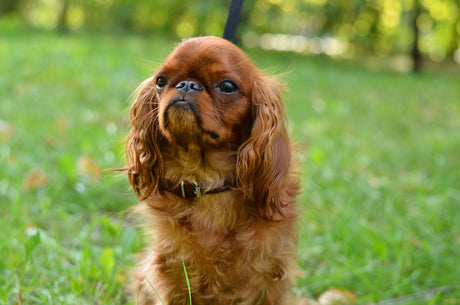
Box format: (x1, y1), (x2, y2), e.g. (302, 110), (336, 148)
(1, 26), (459, 304)
(182, 259), (192, 305)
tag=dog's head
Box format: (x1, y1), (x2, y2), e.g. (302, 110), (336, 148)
(126, 36), (292, 218)
(155, 36), (256, 148)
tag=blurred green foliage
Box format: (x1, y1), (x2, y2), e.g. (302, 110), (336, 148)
(1, 0), (459, 68)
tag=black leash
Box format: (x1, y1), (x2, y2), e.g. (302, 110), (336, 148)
(223, 0), (244, 43)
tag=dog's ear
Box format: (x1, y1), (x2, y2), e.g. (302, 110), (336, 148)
(126, 77), (164, 200)
(236, 76), (292, 219)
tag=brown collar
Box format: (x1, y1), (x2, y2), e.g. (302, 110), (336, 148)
(159, 180), (235, 199)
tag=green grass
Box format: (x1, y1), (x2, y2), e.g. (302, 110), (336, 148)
(1, 27), (459, 304)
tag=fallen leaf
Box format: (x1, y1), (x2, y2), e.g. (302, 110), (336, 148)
(0, 120), (14, 142)
(56, 117), (69, 130)
(44, 136), (57, 147)
(23, 170), (49, 191)
(55, 117), (69, 137)
(77, 156), (101, 182)
(318, 288), (357, 305)
(298, 298), (320, 305)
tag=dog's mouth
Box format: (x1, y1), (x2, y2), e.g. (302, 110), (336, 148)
(163, 97), (219, 143)
(164, 97), (202, 128)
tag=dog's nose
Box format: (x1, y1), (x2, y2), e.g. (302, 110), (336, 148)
(176, 81), (203, 94)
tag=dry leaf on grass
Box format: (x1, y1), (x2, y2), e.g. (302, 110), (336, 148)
(318, 288), (357, 305)
(298, 298), (320, 305)
(77, 156), (102, 182)
(23, 170), (49, 191)
(0, 120), (14, 142)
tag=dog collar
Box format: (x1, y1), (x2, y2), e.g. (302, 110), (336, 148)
(160, 180), (234, 199)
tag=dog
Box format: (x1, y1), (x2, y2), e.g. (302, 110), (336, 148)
(124, 36), (300, 305)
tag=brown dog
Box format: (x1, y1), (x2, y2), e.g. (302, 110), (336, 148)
(124, 36), (300, 305)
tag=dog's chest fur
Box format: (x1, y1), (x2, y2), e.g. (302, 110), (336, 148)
(142, 191), (296, 302)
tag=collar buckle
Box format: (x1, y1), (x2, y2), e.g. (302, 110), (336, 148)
(193, 182), (201, 199)
(180, 181), (201, 199)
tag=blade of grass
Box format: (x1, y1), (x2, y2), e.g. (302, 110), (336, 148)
(427, 287), (445, 305)
(182, 258), (192, 305)
(144, 277), (164, 305)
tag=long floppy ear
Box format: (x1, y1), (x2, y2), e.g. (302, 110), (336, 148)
(125, 77), (164, 200)
(236, 76), (292, 219)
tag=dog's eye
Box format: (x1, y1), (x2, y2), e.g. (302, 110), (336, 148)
(156, 76), (168, 89)
(217, 81), (239, 94)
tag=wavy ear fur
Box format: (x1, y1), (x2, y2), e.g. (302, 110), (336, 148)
(236, 76), (292, 219)
(126, 78), (164, 200)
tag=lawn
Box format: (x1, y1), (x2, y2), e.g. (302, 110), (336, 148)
(1, 28), (459, 304)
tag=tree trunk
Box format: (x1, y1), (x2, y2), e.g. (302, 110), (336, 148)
(57, 0), (70, 32)
(411, 0), (422, 73)
(0, 0), (21, 16)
